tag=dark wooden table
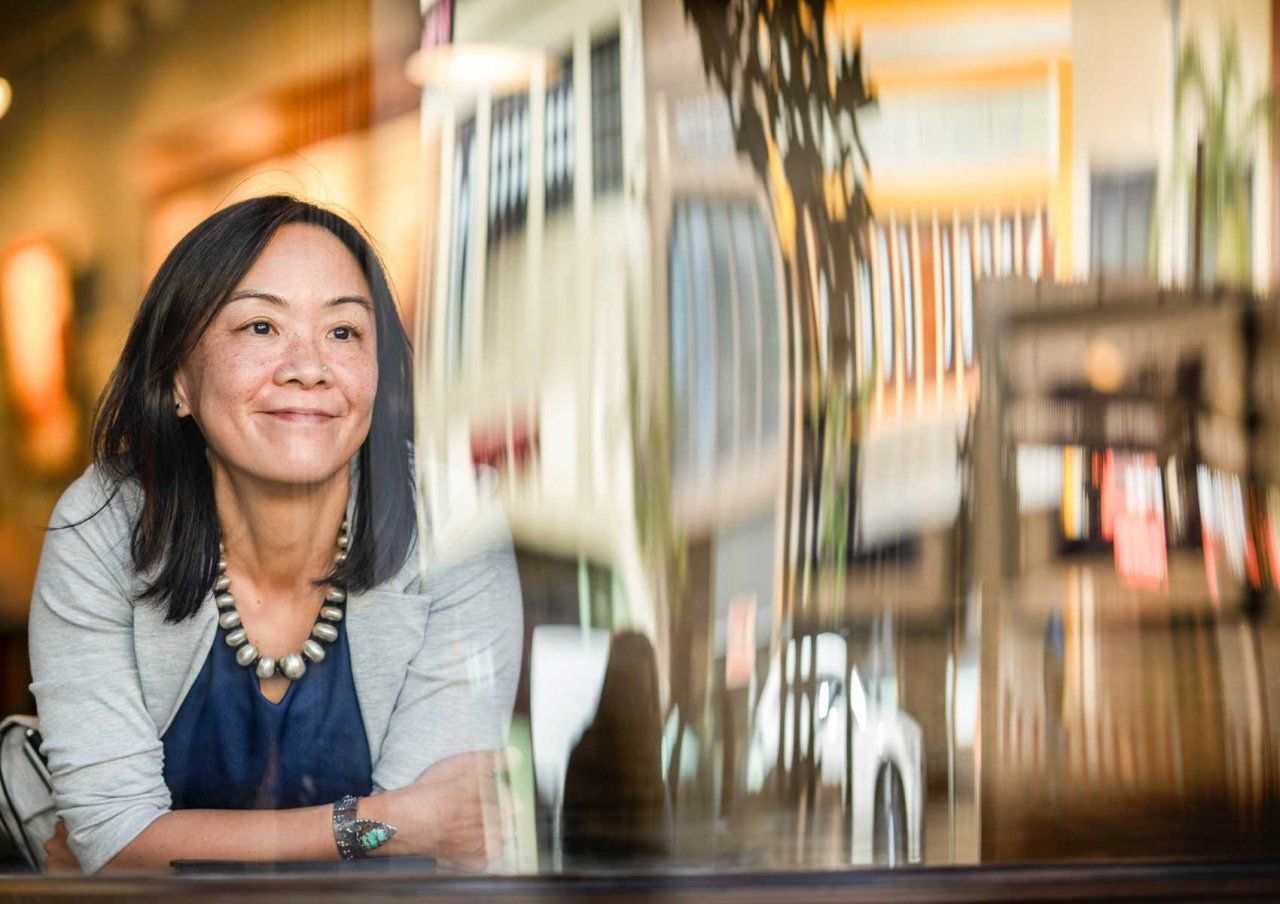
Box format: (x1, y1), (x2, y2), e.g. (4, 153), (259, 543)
(1, 859), (1278, 902)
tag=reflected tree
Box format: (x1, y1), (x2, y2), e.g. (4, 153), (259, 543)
(676, 0), (878, 841)
(683, 0), (875, 380)
(683, 0), (875, 620)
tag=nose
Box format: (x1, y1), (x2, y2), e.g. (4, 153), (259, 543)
(273, 332), (330, 388)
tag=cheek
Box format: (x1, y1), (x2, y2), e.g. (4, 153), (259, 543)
(347, 361), (379, 413)
(333, 346), (378, 411)
(192, 340), (273, 401)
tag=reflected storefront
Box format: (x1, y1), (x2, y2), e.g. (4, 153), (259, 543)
(975, 280), (1280, 859)
(2, 0), (1280, 892)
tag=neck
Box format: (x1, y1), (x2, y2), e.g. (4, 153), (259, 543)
(211, 458), (351, 597)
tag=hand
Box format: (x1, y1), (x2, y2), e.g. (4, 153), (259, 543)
(43, 819), (81, 874)
(391, 750), (509, 872)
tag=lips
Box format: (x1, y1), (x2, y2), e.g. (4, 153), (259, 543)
(263, 408), (337, 423)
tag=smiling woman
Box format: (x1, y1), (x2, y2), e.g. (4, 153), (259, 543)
(175, 226), (380, 496)
(24, 196), (523, 875)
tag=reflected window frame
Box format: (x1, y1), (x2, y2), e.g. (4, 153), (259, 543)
(958, 223), (975, 366)
(874, 224), (895, 382)
(897, 222), (916, 380)
(940, 223), (955, 371)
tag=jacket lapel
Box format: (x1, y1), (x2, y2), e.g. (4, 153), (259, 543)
(345, 586), (430, 765)
(135, 590), (217, 737)
(337, 450), (430, 765)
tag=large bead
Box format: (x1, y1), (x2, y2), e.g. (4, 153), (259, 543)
(334, 551), (348, 566)
(312, 622), (339, 643)
(225, 627), (248, 647)
(214, 575), (231, 592)
(337, 534), (349, 549)
(218, 610), (241, 630)
(256, 657), (277, 679)
(215, 592), (236, 609)
(320, 605), (344, 622)
(302, 639), (326, 663)
(279, 652), (307, 680)
(325, 587), (347, 604)
(235, 644), (259, 667)
(217, 557), (227, 574)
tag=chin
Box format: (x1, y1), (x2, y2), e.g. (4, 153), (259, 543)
(208, 426), (364, 485)
(238, 451), (354, 487)
(264, 464), (347, 486)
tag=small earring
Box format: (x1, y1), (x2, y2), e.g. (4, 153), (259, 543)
(175, 402), (181, 411)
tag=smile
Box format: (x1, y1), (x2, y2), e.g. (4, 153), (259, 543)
(263, 410), (337, 424)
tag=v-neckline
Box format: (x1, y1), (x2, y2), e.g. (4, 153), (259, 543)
(254, 672), (298, 708)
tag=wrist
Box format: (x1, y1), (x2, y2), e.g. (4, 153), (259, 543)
(353, 790), (412, 857)
(332, 793), (401, 859)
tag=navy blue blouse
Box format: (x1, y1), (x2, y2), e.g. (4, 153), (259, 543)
(161, 617), (373, 810)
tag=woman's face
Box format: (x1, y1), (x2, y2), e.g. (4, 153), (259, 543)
(173, 223), (378, 487)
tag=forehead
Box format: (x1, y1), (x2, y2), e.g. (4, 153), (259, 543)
(232, 223), (372, 301)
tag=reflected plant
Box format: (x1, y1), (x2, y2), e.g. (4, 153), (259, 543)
(1172, 28), (1274, 287)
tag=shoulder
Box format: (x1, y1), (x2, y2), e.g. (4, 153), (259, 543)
(30, 463), (143, 626)
(45, 461), (141, 571)
(52, 460), (141, 522)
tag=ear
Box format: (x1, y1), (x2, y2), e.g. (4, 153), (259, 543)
(173, 369), (191, 416)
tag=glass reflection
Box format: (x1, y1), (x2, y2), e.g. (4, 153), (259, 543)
(410, 0), (1280, 875)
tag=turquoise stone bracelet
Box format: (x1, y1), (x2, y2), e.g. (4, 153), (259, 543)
(348, 818), (397, 854)
(358, 824), (394, 851)
(332, 794), (398, 859)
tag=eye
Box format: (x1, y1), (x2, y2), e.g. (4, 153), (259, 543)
(241, 320), (274, 336)
(330, 325), (362, 341)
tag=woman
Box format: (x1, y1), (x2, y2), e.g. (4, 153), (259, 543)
(26, 195), (522, 874)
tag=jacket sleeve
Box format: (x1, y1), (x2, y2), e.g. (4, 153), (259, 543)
(370, 491), (524, 793)
(27, 485), (171, 874)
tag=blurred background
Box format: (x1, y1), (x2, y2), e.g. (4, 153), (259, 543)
(3, 0), (1280, 873)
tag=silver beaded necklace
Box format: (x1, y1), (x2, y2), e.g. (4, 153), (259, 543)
(213, 515), (351, 682)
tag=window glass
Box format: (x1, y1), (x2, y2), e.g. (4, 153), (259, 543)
(591, 34), (623, 195)
(16, 0), (1280, 886)
(546, 53), (575, 212)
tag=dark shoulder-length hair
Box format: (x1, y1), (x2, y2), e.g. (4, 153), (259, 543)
(85, 194), (416, 624)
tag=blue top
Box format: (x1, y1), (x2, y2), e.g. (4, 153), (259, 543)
(160, 618), (373, 810)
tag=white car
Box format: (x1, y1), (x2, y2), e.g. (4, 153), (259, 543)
(746, 630), (924, 865)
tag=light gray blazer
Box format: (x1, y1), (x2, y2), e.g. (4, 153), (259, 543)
(26, 458), (523, 874)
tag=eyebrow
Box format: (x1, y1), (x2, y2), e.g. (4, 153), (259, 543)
(225, 290), (373, 313)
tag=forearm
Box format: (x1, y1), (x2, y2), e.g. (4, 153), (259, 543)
(98, 792), (403, 872)
(103, 783), (414, 870)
